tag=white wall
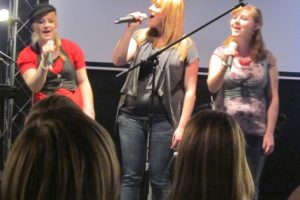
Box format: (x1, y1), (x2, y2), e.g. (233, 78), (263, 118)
(50, 0), (300, 73)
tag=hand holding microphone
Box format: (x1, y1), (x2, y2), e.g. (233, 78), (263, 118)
(41, 40), (55, 70)
(224, 41), (238, 71)
(114, 12), (147, 24)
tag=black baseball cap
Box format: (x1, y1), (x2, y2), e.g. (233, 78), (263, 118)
(29, 3), (56, 24)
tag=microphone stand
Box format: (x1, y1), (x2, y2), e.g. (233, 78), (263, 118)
(115, 2), (246, 200)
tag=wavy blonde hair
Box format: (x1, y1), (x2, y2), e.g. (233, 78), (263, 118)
(224, 5), (266, 62)
(135, 0), (192, 61)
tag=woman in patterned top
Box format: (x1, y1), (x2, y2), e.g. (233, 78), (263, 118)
(207, 5), (279, 199)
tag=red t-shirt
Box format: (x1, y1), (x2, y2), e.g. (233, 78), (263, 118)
(17, 39), (86, 108)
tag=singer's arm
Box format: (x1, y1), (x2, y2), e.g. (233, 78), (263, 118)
(207, 54), (227, 93)
(21, 57), (50, 93)
(263, 63), (279, 155)
(20, 41), (55, 93)
(112, 12), (145, 66)
(112, 27), (138, 66)
(76, 68), (95, 119)
(171, 58), (199, 149)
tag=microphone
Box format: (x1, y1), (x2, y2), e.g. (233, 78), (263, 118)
(47, 52), (52, 66)
(46, 40), (54, 66)
(225, 42), (238, 71)
(114, 13), (147, 24)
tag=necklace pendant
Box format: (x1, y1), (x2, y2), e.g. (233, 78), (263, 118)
(238, 57), (252, 66)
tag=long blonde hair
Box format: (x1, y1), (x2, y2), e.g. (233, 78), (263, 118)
(167, 110), (255, 200)
(135, 0), (192, 61)
(224, 5), (266, 62)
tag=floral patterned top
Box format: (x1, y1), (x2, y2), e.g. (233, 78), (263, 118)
(213, 46), (277, 136)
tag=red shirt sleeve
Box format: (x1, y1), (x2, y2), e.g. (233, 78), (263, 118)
(17, 46), (38, 74)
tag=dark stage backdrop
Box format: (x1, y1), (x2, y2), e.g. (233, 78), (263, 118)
(87, 67), (300, 200)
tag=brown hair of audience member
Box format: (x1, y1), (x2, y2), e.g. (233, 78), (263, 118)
(167, 110), (254, 200)
(1, 95), (120, 200)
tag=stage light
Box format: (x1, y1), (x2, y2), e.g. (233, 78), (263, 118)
(0, 9), (9, 22)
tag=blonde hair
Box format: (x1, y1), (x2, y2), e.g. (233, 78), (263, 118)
(167, 110), (255, 200)
(224, 5), (266, 62)
(135, 0), (192, 61)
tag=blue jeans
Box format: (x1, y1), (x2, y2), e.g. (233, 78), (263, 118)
(118, 114), (174, 200)
(245, 135), (266, 200)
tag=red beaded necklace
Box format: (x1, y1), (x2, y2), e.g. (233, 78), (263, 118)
(238, 57), (252, 66)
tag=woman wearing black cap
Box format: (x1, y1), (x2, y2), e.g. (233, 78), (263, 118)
(17, 3), (95, 119)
